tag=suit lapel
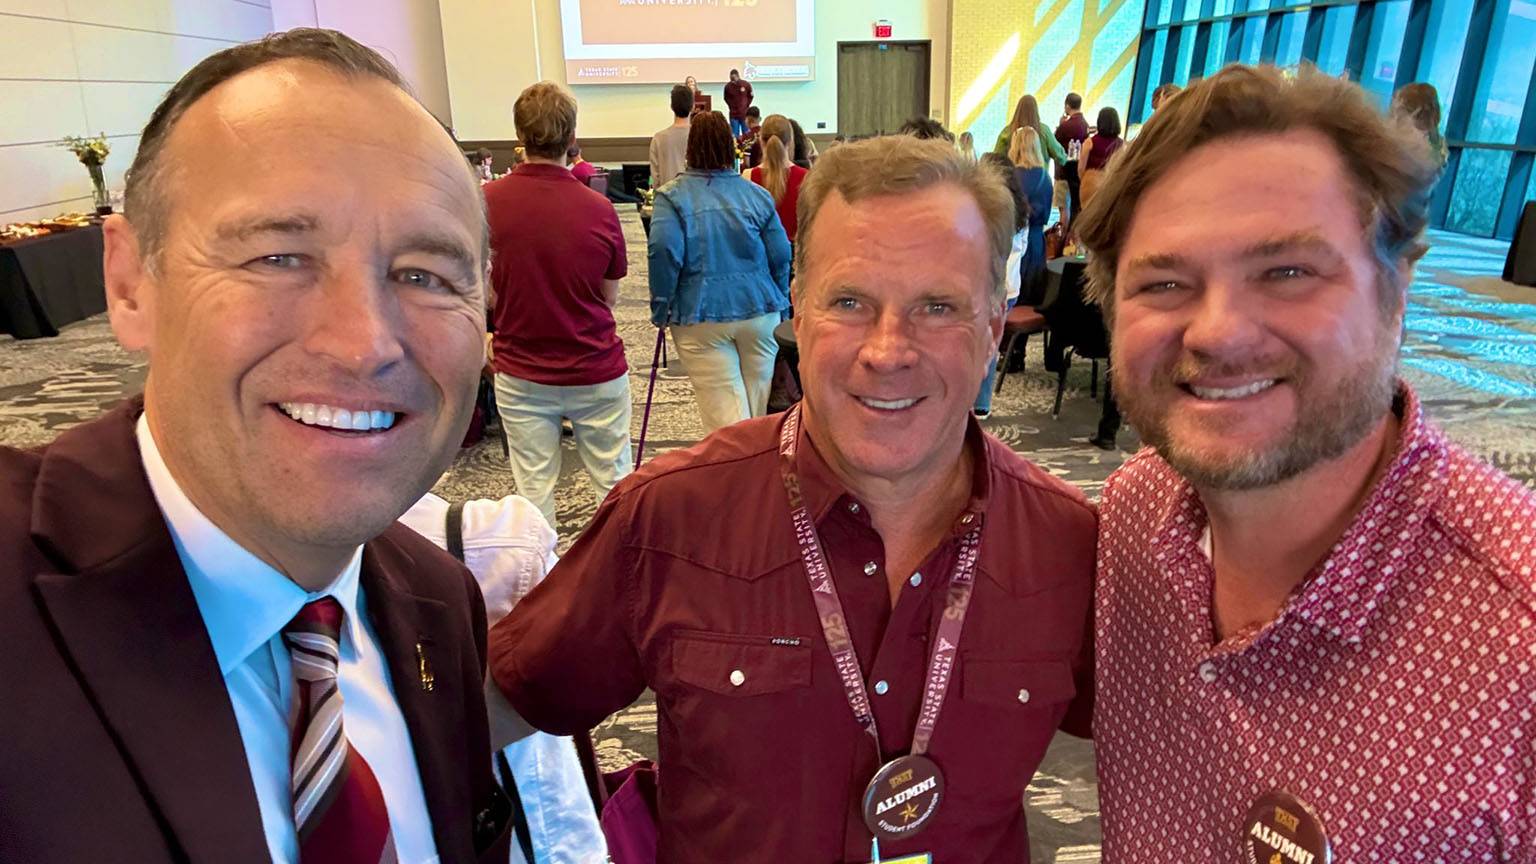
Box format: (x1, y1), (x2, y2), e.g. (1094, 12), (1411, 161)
(361, 537), (474, 862)
(29, 399), (268, 863)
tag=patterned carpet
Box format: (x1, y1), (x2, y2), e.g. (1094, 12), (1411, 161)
(2, 215), (1532, 862)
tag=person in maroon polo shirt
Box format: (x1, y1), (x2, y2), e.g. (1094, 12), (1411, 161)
(488, 135), (1096, 863)
(486, 81), (631, 528)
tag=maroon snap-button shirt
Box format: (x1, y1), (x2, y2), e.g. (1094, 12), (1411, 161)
(489, 412), (1097, 863)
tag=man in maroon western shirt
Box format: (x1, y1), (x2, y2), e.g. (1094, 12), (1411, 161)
(486, 81), (631, 528)
(489, 135), (1096, 863)
(724, 68), (754, 138)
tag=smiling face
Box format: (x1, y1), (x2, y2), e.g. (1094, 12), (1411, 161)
(104, 59), (486, 576)
(1109, 129), (1404, 490)
(791, 184), (1003, 492)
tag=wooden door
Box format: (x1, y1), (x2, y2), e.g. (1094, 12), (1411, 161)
(837, 41), (932, 138)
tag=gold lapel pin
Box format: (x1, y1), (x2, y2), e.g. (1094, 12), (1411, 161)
(416, 642), (435, 692)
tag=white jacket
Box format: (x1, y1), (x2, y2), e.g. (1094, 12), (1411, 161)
(401, 493), (608, 864)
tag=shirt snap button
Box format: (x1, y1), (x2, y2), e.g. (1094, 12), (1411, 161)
(1198, 662), (1217, 683)
(730, 669), (746, 687)
(848, 502), (861, 514)
(874, 680), (890, 695)
(909, 572), (923, 587)
(1017, 689), (1031, 704)
(863, 561), (878, 576)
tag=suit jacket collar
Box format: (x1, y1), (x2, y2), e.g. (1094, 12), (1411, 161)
(29, 397), (271, 863)
(359, 533), (481, 861)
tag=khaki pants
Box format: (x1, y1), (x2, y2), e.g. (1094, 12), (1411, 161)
(493, 371), (633, 527)
(669, 312), (781, 434)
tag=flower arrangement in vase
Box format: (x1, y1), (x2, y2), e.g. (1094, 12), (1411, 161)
(59, 133), (112, 215)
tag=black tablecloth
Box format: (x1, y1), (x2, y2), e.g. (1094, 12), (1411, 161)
(0, 225), (106, 339)
(1505, 201), (1536, 287)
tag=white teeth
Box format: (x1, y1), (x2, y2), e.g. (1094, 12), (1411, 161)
(278, 402), (398, 431)
(1189, 380), (1277, 401)
(859, 397), (919, 411)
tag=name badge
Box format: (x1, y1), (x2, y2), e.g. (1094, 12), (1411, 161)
(862, 755), (944, 842)
(1241, 790), (1331, 864)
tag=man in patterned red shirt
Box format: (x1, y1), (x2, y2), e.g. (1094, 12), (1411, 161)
(1077, 64), (1536, 860)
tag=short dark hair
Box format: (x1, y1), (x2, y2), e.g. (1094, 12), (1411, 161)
(1065, 92), (1083, 110)
(474, 147), (493, 164)
(686, 111), (736, 171)
(125, 28), (413, 261)
(1095, 107), (1122, 139)
(789, 118), (811, 164)
(670, 84), (693, 118)
(566, 141), (582, 159)
(746, 106), (762, 120)
(730, 68), (740, 76)
(899, 116), (954, 142)
(980, 152), (1028, 231)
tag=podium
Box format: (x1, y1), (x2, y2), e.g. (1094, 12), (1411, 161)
(692, 93), (712, 115)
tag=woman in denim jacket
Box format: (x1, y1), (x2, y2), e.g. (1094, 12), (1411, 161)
(648, 111), (793, 434)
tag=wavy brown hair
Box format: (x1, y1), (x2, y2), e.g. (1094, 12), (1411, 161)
(1007, 94), (1041, 137)
(1076, 64), (1438, 319)
(686, 111), (736, 171)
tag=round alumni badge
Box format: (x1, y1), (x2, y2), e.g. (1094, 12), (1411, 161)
(862, 755), (945, 841)
(1241, 790), (1332, 864)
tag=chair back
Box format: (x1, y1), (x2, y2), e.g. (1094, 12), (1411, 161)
(587, 170), (610, 196)
(1039, 259), (1109, 359)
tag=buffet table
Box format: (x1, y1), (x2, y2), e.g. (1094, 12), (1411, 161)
(0, 223), (107, 339)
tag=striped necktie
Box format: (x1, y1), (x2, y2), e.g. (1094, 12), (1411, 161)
(283, 597), (397, 864)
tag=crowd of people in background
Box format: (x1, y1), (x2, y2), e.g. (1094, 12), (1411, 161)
(470, 69), (1455, 454)
(12, 21), (1520, 864)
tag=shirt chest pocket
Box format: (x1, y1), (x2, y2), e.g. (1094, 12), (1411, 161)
(961, 658), (1076, 709)
(670, 631), (813, 697)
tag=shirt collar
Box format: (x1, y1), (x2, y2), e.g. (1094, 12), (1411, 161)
(135, 413), (366, 675)
(512, 162), (576, 180)
(790, 410), (993, 535)
(1162, 382), (1448, 645)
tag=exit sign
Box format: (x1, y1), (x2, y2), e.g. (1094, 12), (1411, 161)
(874, 20), (893, 38)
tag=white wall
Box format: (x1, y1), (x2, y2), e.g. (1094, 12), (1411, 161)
(270, 0), (453, 125)
(0, 0), (274, 223)
(441, 0), (952, 141)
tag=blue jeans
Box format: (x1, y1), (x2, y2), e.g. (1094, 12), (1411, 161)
(975, 299), (1017, 414)
(731, 116), (749, 137)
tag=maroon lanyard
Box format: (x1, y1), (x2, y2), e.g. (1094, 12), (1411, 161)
(778, 405), (981, 759)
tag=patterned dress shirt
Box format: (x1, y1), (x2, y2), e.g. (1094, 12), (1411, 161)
(1094, 384), (1536, 861)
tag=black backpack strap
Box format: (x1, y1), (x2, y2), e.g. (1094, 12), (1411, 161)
(495, 750), (538, 864)
(446, 500), (467, 562)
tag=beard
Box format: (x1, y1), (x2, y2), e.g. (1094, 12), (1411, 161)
(1115, 336), (1400, 491)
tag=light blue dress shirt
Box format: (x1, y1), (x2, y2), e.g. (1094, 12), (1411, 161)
(135, 415), (440, 864)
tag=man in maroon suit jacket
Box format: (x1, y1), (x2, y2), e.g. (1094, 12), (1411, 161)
(0, 29), (510, 863)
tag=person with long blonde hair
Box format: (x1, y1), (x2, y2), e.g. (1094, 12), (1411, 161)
(744, 113), (810, 243)
(1007, 126), (1055, 293)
